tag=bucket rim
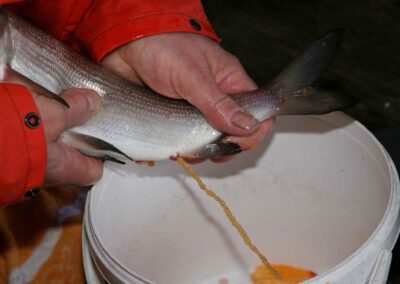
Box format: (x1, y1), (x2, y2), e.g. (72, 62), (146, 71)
(303, 113), (400, 283)
(84, 112), (400, 284)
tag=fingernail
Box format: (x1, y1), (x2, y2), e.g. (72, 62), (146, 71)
(231, 111), (259, 131)
(86, 91), (101, 112)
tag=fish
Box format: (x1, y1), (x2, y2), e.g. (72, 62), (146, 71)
(0, 9), (356, 162)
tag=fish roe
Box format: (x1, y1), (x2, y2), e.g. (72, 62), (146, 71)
(252, 264), (316, 284)
(176, 157), (282, 280)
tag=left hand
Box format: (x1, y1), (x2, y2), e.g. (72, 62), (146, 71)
(102, 33), (274, 163)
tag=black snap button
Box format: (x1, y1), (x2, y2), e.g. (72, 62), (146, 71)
(25, 188), (40, 198)
(189, 19), (202, 31)
(25, 112), (41, 129)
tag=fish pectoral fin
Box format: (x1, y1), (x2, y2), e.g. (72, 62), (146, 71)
(186, 141), (242, 159)
(86, 153), (126, 164)
(61, 131), (133, 163)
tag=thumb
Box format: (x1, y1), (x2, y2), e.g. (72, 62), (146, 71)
(35, 88), (103, 187)
(182, 77), (259, 136)
(60, 89), (101, 130)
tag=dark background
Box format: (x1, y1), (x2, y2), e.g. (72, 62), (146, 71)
(203, 0), (400, 282)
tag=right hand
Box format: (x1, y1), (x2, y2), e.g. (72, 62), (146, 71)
(102, 33), (274, 163)
(32, 89), (103, 187)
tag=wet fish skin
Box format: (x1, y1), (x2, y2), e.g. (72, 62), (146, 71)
(0, 10), (352, 161)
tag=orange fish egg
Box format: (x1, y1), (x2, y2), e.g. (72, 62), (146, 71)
(251, 264), (316, 284)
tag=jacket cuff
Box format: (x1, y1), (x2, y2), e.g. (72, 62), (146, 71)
(0, 84), (46, 206)
(73, 0), (221, 63)
(84, 13), (220, 63)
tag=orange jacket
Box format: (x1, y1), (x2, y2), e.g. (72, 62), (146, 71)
(0, 0), (219, 206)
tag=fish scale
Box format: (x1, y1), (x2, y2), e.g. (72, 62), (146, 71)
(0, 10), (354, 161)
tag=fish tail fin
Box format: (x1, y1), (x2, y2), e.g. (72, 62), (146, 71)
(276, 87), (359, 115)
(192, 29), (357, 159)
(265, 28), (356, 115)
(272, 28), (344, 92)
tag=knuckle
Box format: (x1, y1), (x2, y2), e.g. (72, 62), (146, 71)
(62, 90), (96, 128)
(227, 55), (241, 67)
(212, 95), (239, 114)
(66, 90), (90, 110)
(44, 108), (68, 136)
(213, 94), (231, 106)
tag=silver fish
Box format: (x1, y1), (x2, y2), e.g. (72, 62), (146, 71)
(0, 10), (354, 162)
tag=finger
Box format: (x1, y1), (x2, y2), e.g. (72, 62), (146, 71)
(224, 118), (275, 151)
(102, 47), (144, 85)
(216, 57), (258, 94)
(60, 89), (101, 129)
(181, 73), (260, 137)
(45, 142), (103, 187)
(36, 89), (100, 139)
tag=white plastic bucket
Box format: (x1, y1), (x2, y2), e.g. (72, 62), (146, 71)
(82, 112), (400, 284)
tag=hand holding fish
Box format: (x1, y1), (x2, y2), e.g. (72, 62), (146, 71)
(1, 11), (353, 163)
(0, 6), (355, 206)
(102, 33), (275, 162)
(32, 89), (103, 187)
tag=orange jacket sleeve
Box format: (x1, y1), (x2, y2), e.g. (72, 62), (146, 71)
(1, 0), (218, 206)
(0, 84), (46, 207)
(10, 0), (220, 63)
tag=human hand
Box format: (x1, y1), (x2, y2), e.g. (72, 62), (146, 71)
(102, 33), (274, 162)
(32, 89), (103, 187)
